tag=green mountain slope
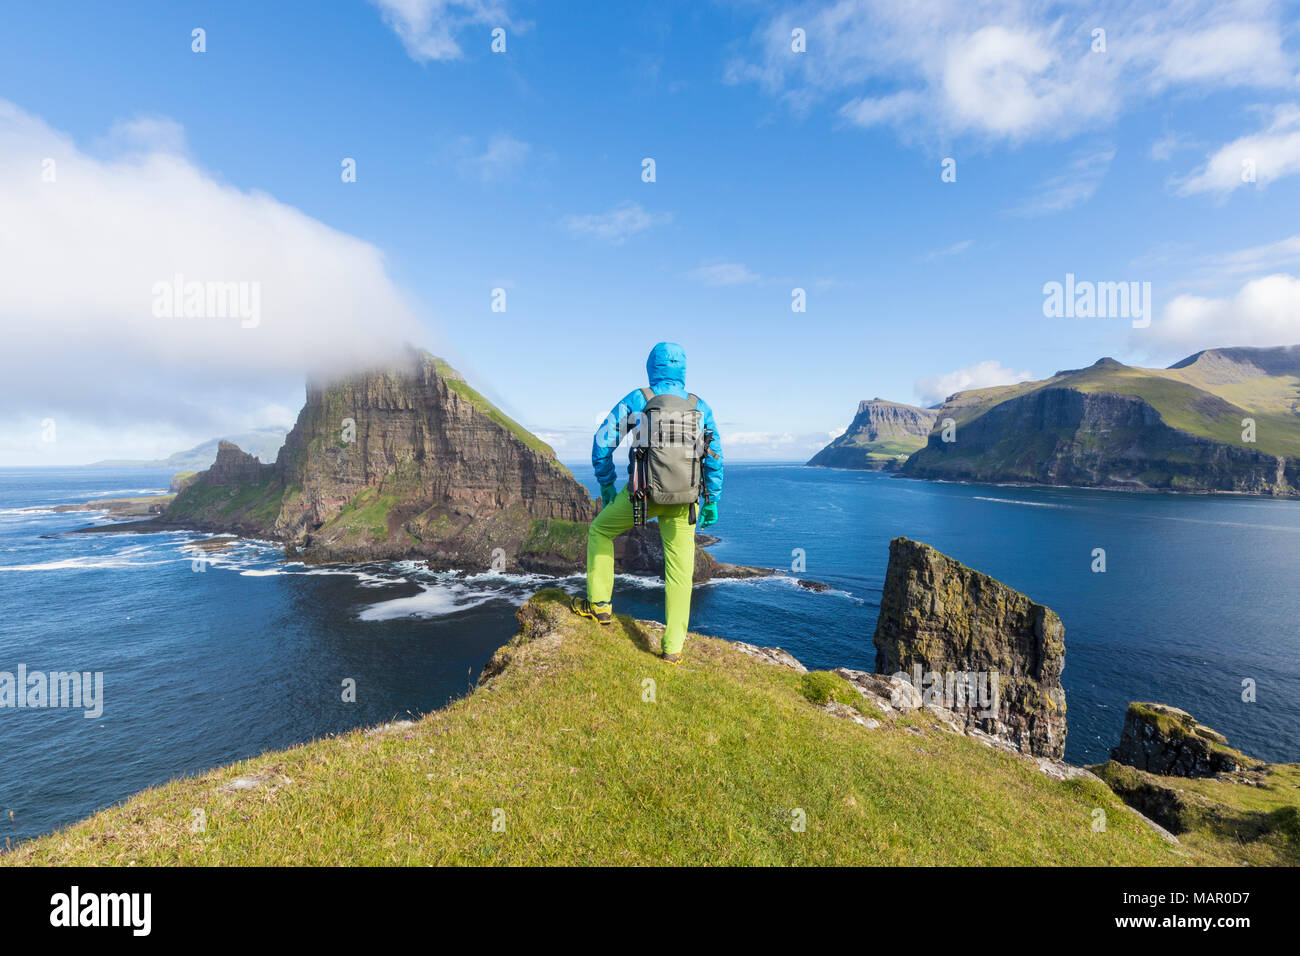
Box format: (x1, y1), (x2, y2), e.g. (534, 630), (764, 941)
(904, 346), (1300, 494)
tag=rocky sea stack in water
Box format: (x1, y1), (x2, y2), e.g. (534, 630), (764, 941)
(873, 537), (1067, 758)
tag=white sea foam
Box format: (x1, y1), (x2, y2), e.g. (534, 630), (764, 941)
(1133, 514), (1300, 534)
(359, 584), (503, 621)
(0, 555), (174, 572)
(300, 567), (401, 587)
(973, 496), (1070, 509)
(700, 573), (861, 602)
(613, 572), (663, 589)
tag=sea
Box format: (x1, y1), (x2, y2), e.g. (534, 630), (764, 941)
(1, 463), (1297, 844)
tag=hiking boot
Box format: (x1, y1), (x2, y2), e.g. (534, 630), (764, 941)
(572, 597), (612, 625)
(662, 651), (682, 665)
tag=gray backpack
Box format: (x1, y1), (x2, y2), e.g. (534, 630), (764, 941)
(627, 387), (710, 522)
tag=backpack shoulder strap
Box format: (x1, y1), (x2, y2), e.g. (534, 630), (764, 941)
(686, 393), (699, 409)
(639, 386), (654, 403)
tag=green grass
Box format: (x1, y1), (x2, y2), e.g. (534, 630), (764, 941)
(519, 518), (588, 563)
(842, 438), (926, 458)
(799, 671), (858, 706)
(1092, 761), (1300, 866)
(4, 590), (1192, 866)
(325, 487), (401, 540)
(168, 476), (284, 526)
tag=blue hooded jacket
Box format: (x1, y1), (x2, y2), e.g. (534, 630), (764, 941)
(591, 342), (724, 503)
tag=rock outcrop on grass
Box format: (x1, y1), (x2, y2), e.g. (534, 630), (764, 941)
(872, 537), (1067, 759)
(1109, 702), (1254, 777)
(1091, 705), (1296, 859)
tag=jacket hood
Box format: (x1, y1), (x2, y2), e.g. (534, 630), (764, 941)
(646, 342), (686, 389)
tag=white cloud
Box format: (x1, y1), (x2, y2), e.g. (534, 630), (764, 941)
(100, 115), (189, 157)
(0, 100), (425, 464)
(1154, 22), (1290, 86)
(838, 90), (925, 127)
(727, 431), (797, 445)
(1177, 105), (1300, 195)
(915, 360), (1035, 405)
(446, 132), (531, 182)
(1010, 148), (1115, 216)
(687, 262), (761, 285)
(1146, 273), (1300, 351)
(368, 0), (514, 62)
(728, 1), (1295, 144)
(561, 201), (671, 244)
(924, 239), (973, 261)
(1149, 129), (1200, 161)
(722, 430), (836, 459)
(1208, 235), (1300, 278)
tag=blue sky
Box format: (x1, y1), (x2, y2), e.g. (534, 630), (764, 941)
(2, 0), (1299, 465)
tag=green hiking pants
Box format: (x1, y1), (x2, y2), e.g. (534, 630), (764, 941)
(586, 486), (696, 655)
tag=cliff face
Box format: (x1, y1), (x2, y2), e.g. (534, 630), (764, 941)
(206, 441), (274, 486)
(268, 349), (593, 564)
(165, 348), (594, 567)
(809, 398), (937, 470)
(873, 537), (1067, 759)
(904, 386), (1296, 493)
(902, 349), (1300, 496)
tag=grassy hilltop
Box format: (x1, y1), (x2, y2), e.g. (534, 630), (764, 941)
(8, 591), (1194, 867)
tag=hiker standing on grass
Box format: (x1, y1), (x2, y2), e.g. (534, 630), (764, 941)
(572, 342), (724, 664)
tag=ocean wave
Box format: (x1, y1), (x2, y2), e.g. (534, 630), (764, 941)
(358, 583), (506, 621)
(612, 572), (664, 590)
(1132, 513), (1300, 534)
(300, 567), (404, 587)
(973, 496), (1070, 509)
(0, 555), (175, 572)
(700, 573), (863, 603)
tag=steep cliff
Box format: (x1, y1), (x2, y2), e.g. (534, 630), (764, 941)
(270, 349), (594, 565)
(164, 348), (592, 567)
(903, 348), (1300, 495)
(808, 398), (937, 470)
(163, 347), (757, 579)
(873, 537), (1067, 759)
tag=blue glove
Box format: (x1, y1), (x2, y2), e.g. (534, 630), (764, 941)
(698, 502), (718, 527)
(600, 484), (617, 508)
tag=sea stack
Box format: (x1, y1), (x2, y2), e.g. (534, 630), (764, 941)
(872, 537), (1067, 758)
